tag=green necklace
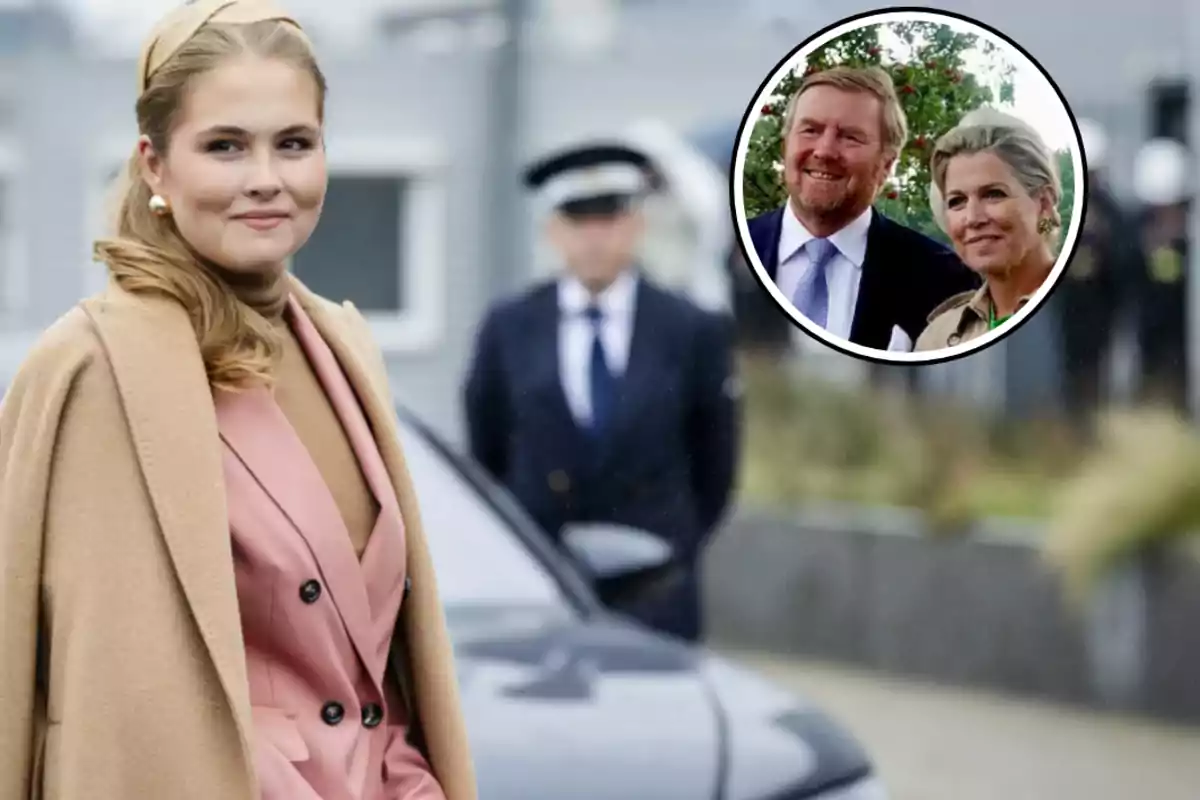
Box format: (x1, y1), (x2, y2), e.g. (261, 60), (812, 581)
(988, 304), (1012, 330)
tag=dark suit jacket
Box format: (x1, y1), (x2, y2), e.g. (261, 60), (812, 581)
(747, 206), (980, 348)
(462, 276), (741, 640)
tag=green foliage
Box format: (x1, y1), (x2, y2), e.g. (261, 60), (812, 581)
(1056, 149), (1075, 248)
(743, 21), (1016, 241)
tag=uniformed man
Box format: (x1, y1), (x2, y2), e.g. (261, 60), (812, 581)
(1131, 137), (1191, 410)
(1136, 205), (1189, 409)
(1056, 120), (1143, 417)
(728, 242), (793, 355)
(463, 141), (741, 643)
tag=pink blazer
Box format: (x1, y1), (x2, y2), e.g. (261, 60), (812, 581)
(214, 296), (445, 800)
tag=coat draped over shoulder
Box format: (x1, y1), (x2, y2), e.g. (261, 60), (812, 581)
(0, 277), (476, 800)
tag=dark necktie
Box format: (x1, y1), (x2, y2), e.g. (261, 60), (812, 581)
(584, 304), (616, 436)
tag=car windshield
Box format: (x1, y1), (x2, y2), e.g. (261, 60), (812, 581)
(394, 416), (573, 614)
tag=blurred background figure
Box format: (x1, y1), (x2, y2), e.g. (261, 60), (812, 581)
(1055, 118), (1141, 421)
(1132, 135), (1192, 410)
(691, 120), (796, 356)
(462, 140), (740, 643)
(624, 118), (734, 314)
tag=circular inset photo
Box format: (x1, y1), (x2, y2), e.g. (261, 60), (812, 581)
(732, 7), (1086, 364)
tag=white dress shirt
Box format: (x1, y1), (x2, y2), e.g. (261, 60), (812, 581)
(776, 202), (873, 341)
(557, 270), (637, 426)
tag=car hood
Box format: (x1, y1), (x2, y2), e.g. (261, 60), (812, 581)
(695, 653), (872, 799)
(444, 606), (873, 800)
(446, 605), (721, 800)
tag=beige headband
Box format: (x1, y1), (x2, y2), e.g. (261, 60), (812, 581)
(137, 0), (310, 95)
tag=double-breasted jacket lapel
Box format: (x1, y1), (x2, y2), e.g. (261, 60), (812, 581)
(288, 279), (476, 798)
(212, 292), (418, 699)
(287, 295), (409, 656)
(212, 377), (395, 693)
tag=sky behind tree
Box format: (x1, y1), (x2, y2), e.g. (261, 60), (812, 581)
(880, 25), (1076, 150)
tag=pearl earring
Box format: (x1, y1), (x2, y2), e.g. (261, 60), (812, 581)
(148, 194), (171, 216)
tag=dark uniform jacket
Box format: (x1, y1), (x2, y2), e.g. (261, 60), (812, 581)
(463, 275), (740, 641)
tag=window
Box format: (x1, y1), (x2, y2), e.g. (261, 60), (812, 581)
(394, 414), (571, 612)
(291, 175), (407, 312)
(292, 137), (448, 353)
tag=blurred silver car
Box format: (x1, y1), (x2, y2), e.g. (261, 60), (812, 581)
(399, 406), (889, 800)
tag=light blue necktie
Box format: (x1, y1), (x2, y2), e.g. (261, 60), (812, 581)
(792, 238), (837, 328)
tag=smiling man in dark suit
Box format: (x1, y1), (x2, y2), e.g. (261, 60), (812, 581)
(463, 141), (741, 643)
(747, 66), (979, 351)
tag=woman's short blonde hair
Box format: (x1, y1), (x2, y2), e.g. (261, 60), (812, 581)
(928, 107), (1063, 249)
(93, 17), (326, 392)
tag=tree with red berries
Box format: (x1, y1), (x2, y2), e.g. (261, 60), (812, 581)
(742, 22), (1033, 242)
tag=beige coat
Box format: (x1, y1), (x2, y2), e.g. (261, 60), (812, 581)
(0, 277), (477, 799)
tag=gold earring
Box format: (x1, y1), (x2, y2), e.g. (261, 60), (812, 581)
(148, 194), (171, 216)
(1037, 217), (1053, 235)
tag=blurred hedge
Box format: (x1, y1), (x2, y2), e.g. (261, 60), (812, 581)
(736, 354), (1077, 530)
(736, 353), (1200, 595)
(1044, 408), (1200, 599)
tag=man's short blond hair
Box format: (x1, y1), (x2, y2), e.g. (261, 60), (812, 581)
(782, 66), (909, 157)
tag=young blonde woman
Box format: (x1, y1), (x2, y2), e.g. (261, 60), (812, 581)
(0, 1), (476, 798)
(916, 108), (1063, 351)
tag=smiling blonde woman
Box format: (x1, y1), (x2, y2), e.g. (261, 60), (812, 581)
(915, 107), (1062, 352)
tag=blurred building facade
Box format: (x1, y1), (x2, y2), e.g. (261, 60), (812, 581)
(0, 0), (1194, 437)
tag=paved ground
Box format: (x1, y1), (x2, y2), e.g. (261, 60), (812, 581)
(721, 650), (1200, 800)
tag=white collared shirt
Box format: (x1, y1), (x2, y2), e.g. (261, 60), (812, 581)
(776, 202), (873, 340)
(557, 270), (637, 426)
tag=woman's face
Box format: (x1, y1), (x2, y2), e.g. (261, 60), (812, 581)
(942, 150), (1052, 277)
(139, 55), (326, 275)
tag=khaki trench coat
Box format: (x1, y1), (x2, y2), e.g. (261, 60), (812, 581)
(0, 276), (477, 799)
(914, 283), (1036, 352)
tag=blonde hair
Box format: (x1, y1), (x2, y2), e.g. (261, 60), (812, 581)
(783, 66), (909, 157)
(93, 19), (327, 392)
(929, 107), (1062, 249)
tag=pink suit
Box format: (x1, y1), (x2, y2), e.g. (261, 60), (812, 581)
(214, 296), (445, 800)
